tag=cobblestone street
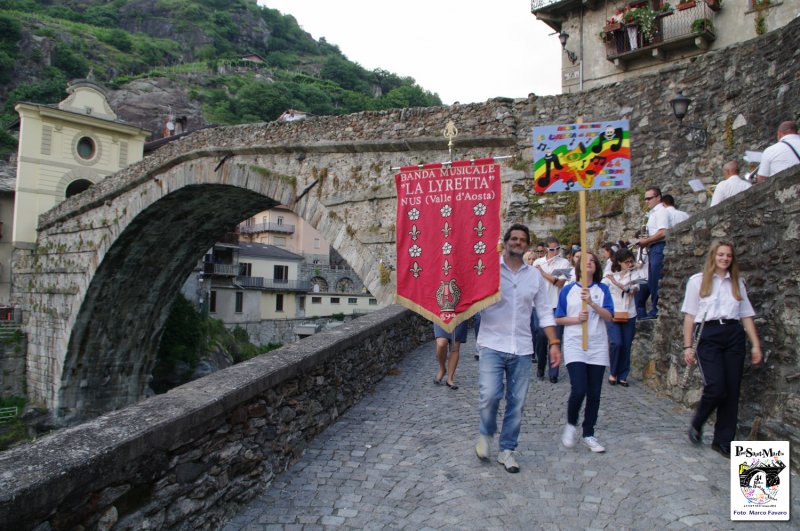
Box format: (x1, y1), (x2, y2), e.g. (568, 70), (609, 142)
(224, 333), (798, 530)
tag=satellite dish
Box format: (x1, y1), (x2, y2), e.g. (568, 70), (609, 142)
(166, 121), (175, 131)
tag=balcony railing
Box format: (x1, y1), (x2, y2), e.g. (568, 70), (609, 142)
(236, 276), (311, 291)
(239, 222), (295, 235)
(530, 0), (571, 11)
(204, 263), (239, 276)
(603, 3), (716, 68)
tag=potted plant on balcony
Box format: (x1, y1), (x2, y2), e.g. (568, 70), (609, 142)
(706, 0), (722, 11)
(624, 4), (659, 46)
(691, 17), (714, 34)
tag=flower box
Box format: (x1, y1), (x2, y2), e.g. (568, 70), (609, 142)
(604, 22), (622, 32)
(677, 0), (697, 10)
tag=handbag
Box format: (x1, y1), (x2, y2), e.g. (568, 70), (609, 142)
(613, 311), (629, 323)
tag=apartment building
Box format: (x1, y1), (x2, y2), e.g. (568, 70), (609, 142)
(531, 0), (799, 93)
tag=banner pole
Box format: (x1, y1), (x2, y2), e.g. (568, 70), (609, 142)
(580, 189), (589, 351)
(577, 116), (588, 351)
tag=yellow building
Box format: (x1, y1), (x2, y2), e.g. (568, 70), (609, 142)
(12, 79), (149, 248)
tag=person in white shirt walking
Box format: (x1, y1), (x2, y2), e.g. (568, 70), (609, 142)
(556, 252), (614, 453)
(474, 224), (561, 473)
(710, 160), (751, 207)
(635, 187), (670, 319)
(532, 236), (571, 383)
(682, 240), (763, 458)
(662, 194), (689, 226)
(757, 120), (800, 182)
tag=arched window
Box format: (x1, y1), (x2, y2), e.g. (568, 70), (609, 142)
(336, 277), (354, 293)
(65, 179), (93, 198)
(310, 277), (328, 293)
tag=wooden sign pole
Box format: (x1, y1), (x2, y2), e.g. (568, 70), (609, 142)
(579, 189), (589, 351)
(576, 116), (589, 351)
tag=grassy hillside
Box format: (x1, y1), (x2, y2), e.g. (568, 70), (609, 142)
(0, 0), (442, 157)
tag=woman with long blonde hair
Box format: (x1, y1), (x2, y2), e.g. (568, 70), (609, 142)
(681, 240), (762, 458)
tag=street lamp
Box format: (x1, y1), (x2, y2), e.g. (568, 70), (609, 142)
(558, 30), (579, 65)
(669, 91), (707, 147)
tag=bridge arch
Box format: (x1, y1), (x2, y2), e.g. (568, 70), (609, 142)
(15, 119), (517, 421)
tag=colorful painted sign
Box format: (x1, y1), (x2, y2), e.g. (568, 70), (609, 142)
(395, 159), (502, 331)
(532, 120), (631, 193)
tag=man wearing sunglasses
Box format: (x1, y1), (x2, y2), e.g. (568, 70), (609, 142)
(533, 236), (571, 382)
(636, 186), (670, 319)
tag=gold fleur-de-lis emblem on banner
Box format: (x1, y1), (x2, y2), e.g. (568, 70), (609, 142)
(442, 259), (453, 276)
(409, 261), (423, 278)
(408, 224), (421, 241)
(441, 221), (452, 238)
(473, 220), (486, 237)
(473, 258), (486, 275)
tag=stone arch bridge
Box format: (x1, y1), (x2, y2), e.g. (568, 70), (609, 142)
(13, 16), (800, 421)
(13, 103), (526, 421)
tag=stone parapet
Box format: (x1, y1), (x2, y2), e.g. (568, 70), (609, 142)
(0, 304), (431, 530)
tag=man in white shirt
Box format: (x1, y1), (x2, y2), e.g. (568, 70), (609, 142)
(532, 236), (571, 383)
(757, 121), (800, 182)
(475, 224), (561, 473)
(710, 160), (751, 206)
(636, 187), (670, 319)
(662, 194), (689, 226)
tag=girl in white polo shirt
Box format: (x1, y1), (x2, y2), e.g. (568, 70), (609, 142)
(556, 252), (614, 453)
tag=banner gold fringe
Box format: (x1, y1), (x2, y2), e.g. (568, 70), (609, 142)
(395, 291), (501, 333)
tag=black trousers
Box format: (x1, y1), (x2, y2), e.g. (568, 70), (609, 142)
(691, 321), (746, 446)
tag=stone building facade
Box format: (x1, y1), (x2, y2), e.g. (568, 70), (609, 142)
(532, 0), (800, 94)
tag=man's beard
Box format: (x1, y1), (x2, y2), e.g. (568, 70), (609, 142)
(508, 246), (525, 258)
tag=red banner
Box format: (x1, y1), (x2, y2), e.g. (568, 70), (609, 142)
(395, 159), (502, 331)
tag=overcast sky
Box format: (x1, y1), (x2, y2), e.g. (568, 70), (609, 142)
(258, 1), (563, 104)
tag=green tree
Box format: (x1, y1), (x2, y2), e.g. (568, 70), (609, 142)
(52, 42), (89, 79)
(100, 29), (133, 52)
(235, 81), (293, 122)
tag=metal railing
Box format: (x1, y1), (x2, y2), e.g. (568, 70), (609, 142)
(603, 3), (716, 59)
(239, 222), (295, 235)
(0, 406), (18, 424)
(530, 0), (565, 11)
(236, 277), (311, 291)
(204, 263), (239, 276)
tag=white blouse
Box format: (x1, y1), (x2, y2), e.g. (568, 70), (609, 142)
(681, 272), (755, 323)
(602, 268), (644, 319)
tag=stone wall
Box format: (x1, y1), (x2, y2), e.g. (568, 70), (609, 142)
(236, 315), (358, 347)
(0, 305), (431, 530)
(0, 329), (25, 397)
(629, 165), (800, 466)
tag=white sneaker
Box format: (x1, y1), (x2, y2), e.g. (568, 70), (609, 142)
(475, 434), (491, 461)
(582, 436), (606, 453)
(497, 449), (520, 473)
(561, 423), (579, 448)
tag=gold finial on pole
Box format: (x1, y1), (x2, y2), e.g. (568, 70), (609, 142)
(442, 120), (458, 162)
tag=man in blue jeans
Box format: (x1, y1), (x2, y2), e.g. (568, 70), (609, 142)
(635, 186), (670, 319)
(475, 224), (561, 473)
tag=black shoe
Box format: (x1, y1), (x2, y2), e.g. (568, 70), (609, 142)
(537, 370), (545, 380)
(711, 442), (730, 458)
(688, 426), (702, 445)
(549, 377), (558, 384)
